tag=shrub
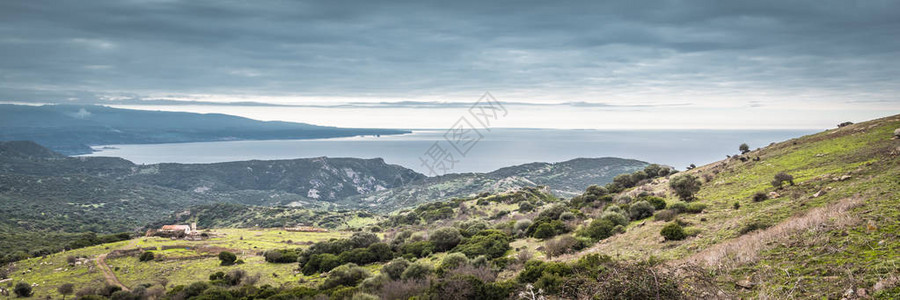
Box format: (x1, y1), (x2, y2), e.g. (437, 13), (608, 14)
(544, 235), (578, 258)
(771, 172), (794, 188)
(513, 219), (533, 235)
(401, 262), (433, 280)
(629, 201), (655, 220)
(733, 202), (740, 210)
(349, 232), (380, 249)
(322, 263), (371, 289)
(751, 192), (768, 202)
(139, 251), (154, 262)
(644, 196), (667, 210)
(668, 202), (687, 213)
(537, 204), (569, 220)
(14, 282), (32, 297)
(739, 143), (750, 154)
(301, 253), (341, 275)
(438, 253), (469, 272)
(218, 251), (237, 266)
(454, 230), (511, 259)
(683, 203), (707, 214)
(559, 212), (576, 221)
(400, 241), (435, 258)
(600, 211), (629, 227)
(654, 209), (678, 221)
(533, 223), (557, 239)
(660, 222), (686, 241)
(381, 258), (410, 280)
(669, 174), (702, 201)
(430, 227), (462, 252)
(739, 220), (771, 235)
(264, 249), (298, 263)
(579, 219), (615, 241)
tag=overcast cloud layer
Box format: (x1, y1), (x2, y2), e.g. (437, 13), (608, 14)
(1, 0), (898, 127)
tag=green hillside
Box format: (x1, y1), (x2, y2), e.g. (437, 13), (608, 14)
(2, 114), (898, 299)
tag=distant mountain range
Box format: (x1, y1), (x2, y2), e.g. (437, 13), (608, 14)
(0, 104), (410, 155)
(0, 141), (645, 242)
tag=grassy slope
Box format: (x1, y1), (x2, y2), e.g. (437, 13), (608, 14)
(3, 229), (350, 299)
(562, 114), (900, 298)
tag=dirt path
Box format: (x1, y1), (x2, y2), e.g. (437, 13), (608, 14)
(95, 253), (130, 291)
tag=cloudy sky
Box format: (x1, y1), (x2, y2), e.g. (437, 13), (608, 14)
(1, 0), (898, 129)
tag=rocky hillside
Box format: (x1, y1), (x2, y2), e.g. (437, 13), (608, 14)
(343, 157), (647, 211)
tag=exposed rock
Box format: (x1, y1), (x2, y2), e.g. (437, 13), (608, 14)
(813, 190), (826, 198)
(735, 279), (755, 289)
(857, 288), (867, 297)
(894, 128), (900, 139)
(839, 175), (852, 181)
(768, 191), (780, 199)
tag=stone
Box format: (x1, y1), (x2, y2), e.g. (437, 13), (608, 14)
(839, 175), (852, 181)
(768, 191), (780, 199)
(735, 279), (755, 289)
(813, 190), (826, 198)
(894, 128), (900, 139)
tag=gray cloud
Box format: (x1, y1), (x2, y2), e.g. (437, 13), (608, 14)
(1, 0), (899, 107)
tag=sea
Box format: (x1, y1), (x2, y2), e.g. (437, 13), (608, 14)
(79, 129), (817, 176)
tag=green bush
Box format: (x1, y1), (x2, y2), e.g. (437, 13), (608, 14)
(454, 230), (511, 259)
(654, 209), (678, 221)
(400, 241), (435, 258)
(401, 261), (433, 280)
(644, 196), (667, 210)
(533, 223), (557, 239)
(438, 252), (469, 272)
(751, 192), (768, 202)
(264, 249), (298, 263)
(218, 251), (237, 266)
(430, 227), (462, 252)
(660, 222), (686, 241)
(139, 251), (154, 262)
(381, 258), (410, 280)
(14, 282), (32, 297)
(683, 203), (706, 214)
(579, 218), (615, 241)
(600, 211), (629, 227)
(629, 201), (655, 220)
(668, 202), (687, 213)
(322, 263), (371, 290)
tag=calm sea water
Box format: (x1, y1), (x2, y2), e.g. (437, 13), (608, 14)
(80, 129), (816, 175)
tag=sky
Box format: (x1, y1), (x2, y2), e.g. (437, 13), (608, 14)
(1, 0), (899, 129)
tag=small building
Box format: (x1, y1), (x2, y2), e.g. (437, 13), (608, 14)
(149, 223), (198, 238)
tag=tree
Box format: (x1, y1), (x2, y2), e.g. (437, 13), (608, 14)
(739, 143), (750, 154)
(430, 227), (462, 252)
(438, 253), (469, 272)
(771, 172), (794, 188)
(218, 251), (237, 266)
(14, 282), (32, 298)
(58, 283), (75, 300)
(533, 223), (557, 239)
(669, 174), (702, 201)
(579, 218), (615, 241)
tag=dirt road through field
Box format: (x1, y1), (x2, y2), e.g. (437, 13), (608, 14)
(95, 253), (130, 291)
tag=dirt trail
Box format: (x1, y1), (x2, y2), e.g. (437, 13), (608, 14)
(95, 253), (130, 291)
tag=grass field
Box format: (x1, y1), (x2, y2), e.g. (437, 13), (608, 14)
(2, 228), (351, 298)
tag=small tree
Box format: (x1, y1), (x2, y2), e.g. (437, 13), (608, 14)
(58, 283), (75, 300)
(381, 258), (410, 280)
(218, 251), (237, 266)
(771, 172), (794, 188)
(14, 282), (32, 298)
(400, 262), (433, 280)
(660, 222), (686, 241)
(739, 143), (750, 154)
(669, 174), (702, 201)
